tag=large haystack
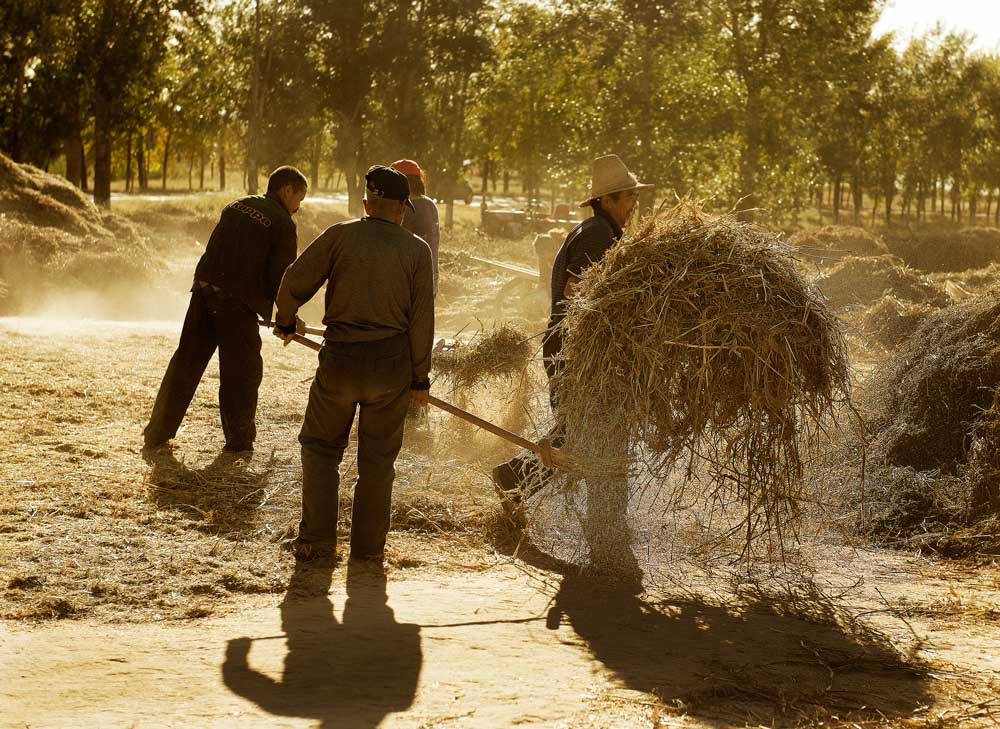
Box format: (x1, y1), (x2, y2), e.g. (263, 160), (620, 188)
(0, 154), (105, 236)
(0, 152), (161, 313)
(884, 226), (1000, 273)
(789, 225), (887, 262)
(553, 203), (850, 563)
(832, 294), (1000, 556)
(814, 255), (949, 309)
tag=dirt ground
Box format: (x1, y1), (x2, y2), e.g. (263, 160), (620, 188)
(2, 201), (1000, 727)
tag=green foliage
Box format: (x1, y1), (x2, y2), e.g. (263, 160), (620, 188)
(5, 0), (1000, 223)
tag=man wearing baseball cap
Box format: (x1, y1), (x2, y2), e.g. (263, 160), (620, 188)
(391, 159), (440, 292)
(272, 164), (435, 565)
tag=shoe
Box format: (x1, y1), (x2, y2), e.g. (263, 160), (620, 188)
(292, 540), (337, 564)
(349, 551), (384, 563)
(141, 438), (169, 452)
(223, 443), (254, 454)
(491, 465), (527, 530)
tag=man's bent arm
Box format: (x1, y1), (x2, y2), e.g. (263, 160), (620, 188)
(408, 247), (435, 386)
(274, 227), (338, 325)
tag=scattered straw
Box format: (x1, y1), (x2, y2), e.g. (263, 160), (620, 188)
(432, 323), (533, 389)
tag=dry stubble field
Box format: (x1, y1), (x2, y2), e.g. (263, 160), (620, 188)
(2, 200), (1000, 727)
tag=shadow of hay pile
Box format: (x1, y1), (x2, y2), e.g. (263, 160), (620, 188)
(548, 574), (931, 727)
(0, 151), (162, 313)
(827, 294), (1000, 558)
(815, 256), (950, 309)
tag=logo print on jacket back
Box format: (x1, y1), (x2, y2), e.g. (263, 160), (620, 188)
(227, 200), (272, 228)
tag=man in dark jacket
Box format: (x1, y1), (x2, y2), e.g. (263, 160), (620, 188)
(143, 166), (306, 453)
(273, 165), (434, 564)
(491, 155), (651, 576)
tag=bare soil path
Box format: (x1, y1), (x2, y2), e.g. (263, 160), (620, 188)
(4, 555), (1000, 728)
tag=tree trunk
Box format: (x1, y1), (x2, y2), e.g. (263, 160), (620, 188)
(199, 144), (205, 191)
(851, 173), (862, 225)
(246, 0), (262, 195)
(832, 175), (842, 224)
(187, 149), (194, 190)
(80, 143), (89, 193)
(480, 157), (489, 197)
(9, 60), (26, 162)
(218, 125), (226, 191)
(969, 187), (978, 225)
(503, 170), (510, 194)
(92, 94), (113, 209)
(125, 131), (134, 193)
(64, 127), (84, 189)
(930, 178), (937, 213)
(162, 128), (172, 191)
(736, 84), (763, 219)
(310, 132), (321, 190)
(136, 131), (147, 191)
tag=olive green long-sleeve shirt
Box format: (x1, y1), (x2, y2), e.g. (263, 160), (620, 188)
(275, 216), (435, 384)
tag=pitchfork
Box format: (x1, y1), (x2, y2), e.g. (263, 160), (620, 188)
(259, 322), (571, 470)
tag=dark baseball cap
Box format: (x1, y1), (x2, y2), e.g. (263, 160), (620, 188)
(365, 165), (415, 210)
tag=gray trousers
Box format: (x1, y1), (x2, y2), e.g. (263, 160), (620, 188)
(297, 333), (411, 558)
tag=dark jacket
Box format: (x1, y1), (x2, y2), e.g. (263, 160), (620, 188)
(275, 216), (435, 385)
(401, 195), (440, 288)
(192, 193), (297, 321)
(542, 205), (623, 366)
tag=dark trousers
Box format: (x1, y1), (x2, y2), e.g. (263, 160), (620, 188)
(143, 290), (262, 450)
(297, 333), (411, 558)
(494, 329), (563, 499)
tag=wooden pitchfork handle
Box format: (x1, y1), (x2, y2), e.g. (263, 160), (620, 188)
(273, 329), (572, 470)
(259, 319), (326, 338)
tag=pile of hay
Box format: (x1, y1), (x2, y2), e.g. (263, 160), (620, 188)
(0, 151), (161, 313)
(860, 297), (938, 350)
(884, 227), (1000, 273)
(831, 294), (1000, 557)
(814, 255), (949, 309)
(553, 203), (850, 563)
(789, 225), (887, 262)
(432, 324), (533, 389)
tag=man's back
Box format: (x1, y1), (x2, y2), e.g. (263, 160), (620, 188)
(194, 194), (297, 320)
(278, 216), (435, 381)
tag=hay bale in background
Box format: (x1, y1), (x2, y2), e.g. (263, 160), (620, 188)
(0, 153), (104, 236)
(829, 294), (1000, 556)
(814, 255), (949, 309)
(554, 203), (850, 564)
(883, 226), (1000, 273)
(789, 225), (888, 262)
(432, 324), (533, 389)
(860, 296), (937, 350)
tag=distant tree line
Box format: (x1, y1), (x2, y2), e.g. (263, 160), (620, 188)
(2, 0), (1000, 226)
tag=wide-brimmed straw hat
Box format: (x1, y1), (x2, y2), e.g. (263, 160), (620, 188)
(578, 154), (653, 208)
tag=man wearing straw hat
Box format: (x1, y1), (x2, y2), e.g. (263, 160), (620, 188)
(492, 154), (652, 577)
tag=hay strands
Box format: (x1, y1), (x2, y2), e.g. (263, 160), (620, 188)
(280, 331), (573, 470)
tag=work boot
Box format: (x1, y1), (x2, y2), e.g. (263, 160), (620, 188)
(491, 464), (527, 530)
(290, 539), (337, 565)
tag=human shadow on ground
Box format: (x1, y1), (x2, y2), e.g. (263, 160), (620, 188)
(221, 560), (422, 728)
(547, 573), (932, 727)
(141, 447), (275, 537)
